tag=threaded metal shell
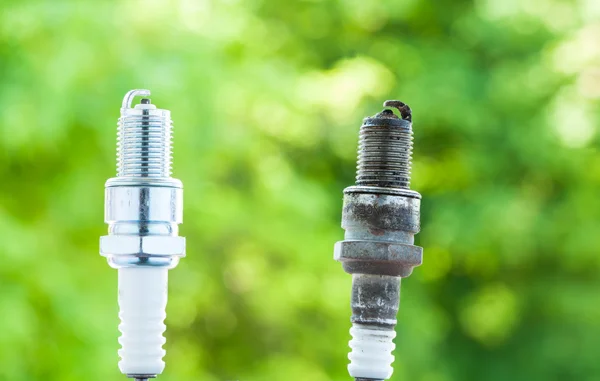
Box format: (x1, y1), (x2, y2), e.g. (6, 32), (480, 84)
(117, 109), (173, 178)
(356, 113), (413, 189)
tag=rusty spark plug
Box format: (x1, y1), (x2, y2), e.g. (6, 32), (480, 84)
(334, 100), (423, 381)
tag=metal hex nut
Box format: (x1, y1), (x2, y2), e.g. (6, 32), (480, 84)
(100, 235), (186, 257)
(334, 240), (422, 277)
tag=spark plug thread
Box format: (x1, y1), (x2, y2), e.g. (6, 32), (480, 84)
(117, 90), (173, 178)
(356, 100), (413, 189)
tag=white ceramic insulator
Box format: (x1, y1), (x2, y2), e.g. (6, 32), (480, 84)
(118, 267), (168, 376)
(348, 325), (396, 380)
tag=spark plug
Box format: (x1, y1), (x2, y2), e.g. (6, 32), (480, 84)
(334, 100), (423, 381)
(100, 89), (185, 381)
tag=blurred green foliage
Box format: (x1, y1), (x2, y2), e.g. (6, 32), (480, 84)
(1, 0), (600, 380)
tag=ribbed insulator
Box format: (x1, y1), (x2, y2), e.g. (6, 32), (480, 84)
(118, 267), (168, 376)
(348, 325), (396, 380)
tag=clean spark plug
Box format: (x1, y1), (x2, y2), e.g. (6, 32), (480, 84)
(100, 89), (185, 381)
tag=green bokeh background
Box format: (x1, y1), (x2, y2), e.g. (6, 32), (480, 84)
(1, 0), (600, 380)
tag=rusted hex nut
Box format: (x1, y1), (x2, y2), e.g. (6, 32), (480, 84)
(342, 188), (421, 234)
(334, 241), (423, 277)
